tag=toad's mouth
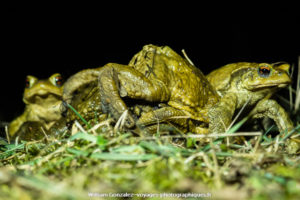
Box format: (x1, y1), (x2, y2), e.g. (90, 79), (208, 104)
(248, 83), (289, 90)
(25, 93), (62, 104)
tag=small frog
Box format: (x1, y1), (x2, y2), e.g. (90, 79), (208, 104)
(8, 73), (64, 139)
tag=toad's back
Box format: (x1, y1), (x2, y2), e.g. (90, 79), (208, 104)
(129, 45), (219, 120)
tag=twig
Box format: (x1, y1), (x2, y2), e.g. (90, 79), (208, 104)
(114, 110), (129, 133)
(224, 98), (251, 146)
(74, 120), (88, 134)
(252, 135), (262, 153)
(291, 133), (300, 139)
(210, 139), (222, 189)
(181, 49), (195, 66)
(226, 97), (251, 132)
(274, 135), (280, 153)
(40, 127), (49, 142)
(295, 56), (300, 111)
(5, 125), (10, 144)
(289, 64), (295, 110)
(140, 131), (261, 140)
(156, 118), (160, 136)
(88, 118), (114, 134)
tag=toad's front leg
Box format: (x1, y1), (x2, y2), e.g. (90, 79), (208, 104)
(252, 99), (294, 133)
(98, 63), (170, 128)
(8, 112), (27, 137)
(252, 99), (299, 153)
(208, 93), (238, 133)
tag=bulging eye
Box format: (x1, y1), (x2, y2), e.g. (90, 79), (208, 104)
(25, 76), (37, 89)
(25, 78), (30, 88)
(55, 75), (63, 87)
(49, 73), (63, 87)
(258, 65), (271, 77)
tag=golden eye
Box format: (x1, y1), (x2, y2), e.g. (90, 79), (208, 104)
(25, 77), (30, 88)
(258, 65), (271, 77)
(25, 76), (37, 88)
(49, 73), (63, 87)
(55, 75), (63, 87)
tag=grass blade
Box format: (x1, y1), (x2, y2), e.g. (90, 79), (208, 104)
(90, 152), (157, 161)
(65, 103), (91, 129)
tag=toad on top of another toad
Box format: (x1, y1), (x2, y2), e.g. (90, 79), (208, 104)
(8, 73), (64, 138)
(97, 45), (293, 134)
(97, 45), (220, 133)
(62, 44), (294, 135)
(62, 45), (220, 133)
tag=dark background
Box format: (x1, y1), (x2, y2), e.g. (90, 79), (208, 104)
(1, 7), (299, 123)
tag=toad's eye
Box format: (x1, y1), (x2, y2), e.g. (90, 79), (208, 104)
(25, 76), (37, 89)
(49, 73), (63, 87)
(25, 78), (30, 88)
(55, 75), (63, 87)
(258, 65), (271, 77)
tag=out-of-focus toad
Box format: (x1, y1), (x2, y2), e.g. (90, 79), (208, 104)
(9, 73), (64, 139)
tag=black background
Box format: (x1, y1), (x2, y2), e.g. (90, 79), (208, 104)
(1, 6), (299, 122)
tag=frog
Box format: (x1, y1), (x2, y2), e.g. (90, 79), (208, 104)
(96, 45), (294, 134)
(206, 62), (294, 133)
(8, 73), (64, 139)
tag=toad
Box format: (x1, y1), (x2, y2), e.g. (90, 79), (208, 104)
(8, 73), (64, 138)
(62, 67), (163, 131)
(97, 45), (293, 133)
(62, 45), (219, 133)
(206, 62), (294, 133)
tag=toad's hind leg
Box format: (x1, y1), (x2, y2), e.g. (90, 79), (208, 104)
(136, 106), (189, 129)
(137, 107), (209, 134)
(98, 63), (170, 128)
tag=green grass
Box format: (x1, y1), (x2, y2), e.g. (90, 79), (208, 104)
(1, 114), (299, 200)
